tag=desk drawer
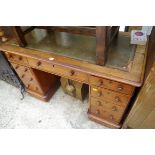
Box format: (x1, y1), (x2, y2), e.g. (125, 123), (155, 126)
(90, 97), (125, 123)
(90, 86), (131, 107)
(5, 52), (28, 65)
(28, 58), (88, 83)
(12, 63), (32, 81)
(90, 75), (134, 95)
(12, 63), (31, 80)
(11, 63), (43, 94)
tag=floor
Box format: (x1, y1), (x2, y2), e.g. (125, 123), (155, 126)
(0, 80), (106, 129)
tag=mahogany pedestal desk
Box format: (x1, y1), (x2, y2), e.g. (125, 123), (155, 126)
(0, 30), (147, 128)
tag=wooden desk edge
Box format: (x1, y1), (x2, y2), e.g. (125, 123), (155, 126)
(0, 43), (147, 87)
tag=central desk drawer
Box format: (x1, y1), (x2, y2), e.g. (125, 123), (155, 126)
(90, 75), (134, 95)
(28, 58), (88, 83)
(91, 86), (131, 107)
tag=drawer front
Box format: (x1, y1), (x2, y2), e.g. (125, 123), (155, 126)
(5, 53), (28, 65)
(28, 58), (88, 83)
(89, 75), (134, 95)
(90, 97), (125, 123)
(11, 63), (43, 94)
(91, 86), (131, 107)
(12, 63), (32, 80)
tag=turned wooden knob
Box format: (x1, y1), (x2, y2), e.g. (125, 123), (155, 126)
(115, 96), (120, 102)
(112, 106), (117, 111)
(37, 61), (41, 66)
(69, 70), (75, 76)
(19, 56), (23, 61)
(9, 54), (13, 58)
(96, 80), (103, 87)
(30, 78), (33, 81)
(24, 68), (28, 72)
(97, 101), (102, 106)
(118, 86), (123, 91)
(96, 91), (102, 97)
(15, 66), (19, 69)
(96, 110), (100, 115)
(21, 74), (25, 78)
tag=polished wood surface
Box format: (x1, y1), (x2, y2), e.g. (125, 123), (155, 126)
(36, 26), (96, 36)
(10, 60), (60, 101)
(96, 26), (108, 65)
(5, 52), (28, 65)
(89, 97), (125, 123)
(0, 32), (147, 86)
(24, 30), (133, 70)
(90, 86), (131, 106)
(27, 57), (89, 83)
(0, 28), (148, 128)
(89, 75), (134, 95)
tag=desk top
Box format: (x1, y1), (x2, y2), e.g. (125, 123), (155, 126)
(0, 31), (147, 87)
(25, 29), (135, 70)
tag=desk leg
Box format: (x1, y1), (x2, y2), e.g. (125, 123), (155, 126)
(11, 63), (60, 102)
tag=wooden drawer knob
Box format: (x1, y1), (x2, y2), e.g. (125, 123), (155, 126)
(24, 68), (28, 72)
(30, 78), (33, 81)
(9, 54), (13, 58)
(97, 101), (102, 106)
(69, 70), (75, 76)
(112, 106), (117, 111)
(19, 56), (23, 61)
(96, 80), (103, 87)
(115, 96), (120, 102)
(21, 74), (25, 78)
(15, 66), (19, 69)
(117, 86), (123, 91)
(96, 110), (100, 115)
(37, 61), (42, 66)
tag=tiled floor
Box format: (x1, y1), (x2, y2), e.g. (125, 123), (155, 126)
(0, 80), (107, 129)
